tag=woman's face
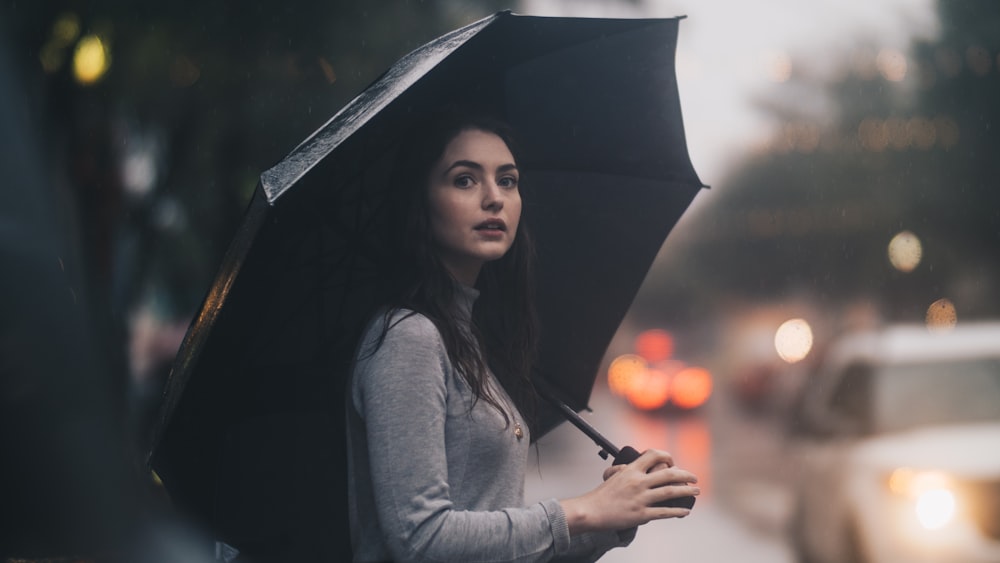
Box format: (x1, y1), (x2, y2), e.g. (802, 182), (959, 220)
(427, 128), (522, 286)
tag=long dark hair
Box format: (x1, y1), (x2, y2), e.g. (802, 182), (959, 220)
(377, 110), (539, 430)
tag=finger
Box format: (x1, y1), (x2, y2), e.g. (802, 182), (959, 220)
(645, 506), (694, 520)
(634, 449), (674, 472)
(645, 467), (698, 487)
(648, 461), (671, 473)
(603, 464), (626, 481)
(648, 483), (701, 506)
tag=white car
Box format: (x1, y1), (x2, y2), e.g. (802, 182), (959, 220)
(788, 322), (1000, 563)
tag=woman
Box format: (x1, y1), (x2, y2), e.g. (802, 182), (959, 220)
(345, 112), (699, 563)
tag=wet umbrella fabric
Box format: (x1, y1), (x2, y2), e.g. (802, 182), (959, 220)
(149, 11), (704, 561)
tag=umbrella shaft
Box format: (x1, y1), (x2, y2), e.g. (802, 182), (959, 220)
(543, 393), (621, 459)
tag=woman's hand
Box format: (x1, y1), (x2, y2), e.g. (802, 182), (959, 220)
(561, 449), (699, 535)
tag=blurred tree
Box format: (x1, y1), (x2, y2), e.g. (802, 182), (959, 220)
(10, 0), (508, 315)
(636, 0), (1000, 333)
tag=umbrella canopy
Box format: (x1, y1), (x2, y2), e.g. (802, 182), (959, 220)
(149, 10), (704, 560)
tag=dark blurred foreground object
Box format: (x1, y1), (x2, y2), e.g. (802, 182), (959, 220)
(0, 15), (135, 557)
(149, 11), (703, 561)
(0, 14), (217, 563)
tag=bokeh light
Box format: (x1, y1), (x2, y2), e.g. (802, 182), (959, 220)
(635, 329), (674, 363)
(40, 12), (81, 73)
(916, 489), (956, 530)
(774, 318), (813, 363)
(887, 230), (922, 272)
(608, 354), (647, 396)
(857, 116), (959, 151)
(926, 298), (957, 331)
(858, 118), (890, 151)
(625, 367), (672, 411)
(778, 121), (820, 153)
(670, 367), (713, 410)
(876, 48), (908, 81)
(890, 469), (957, 530)
(54, 12), (81, 44)
(908, 117), (936, 149)
(73, 34), (110, 85)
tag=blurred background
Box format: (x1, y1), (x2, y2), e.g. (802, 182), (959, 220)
(2, 0), (998, 561)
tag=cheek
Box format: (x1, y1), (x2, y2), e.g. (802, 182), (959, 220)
(428, 193), (463, 238)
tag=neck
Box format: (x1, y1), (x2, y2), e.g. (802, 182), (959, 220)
(442, 259), (482, 287)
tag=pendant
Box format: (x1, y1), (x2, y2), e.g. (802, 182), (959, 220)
(514, 422), (524, 440)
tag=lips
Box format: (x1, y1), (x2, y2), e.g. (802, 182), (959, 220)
(474, 219), (507, 232)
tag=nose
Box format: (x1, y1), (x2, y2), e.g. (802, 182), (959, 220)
(482, 180), (504, 211)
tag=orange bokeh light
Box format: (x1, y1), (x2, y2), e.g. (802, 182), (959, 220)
(670, 367), (713, 409)
(625, 367), (672, 410)
(608, 354), (648, 396)
(635, 329), (674, 363)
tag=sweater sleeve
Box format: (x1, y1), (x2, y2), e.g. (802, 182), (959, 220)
(555, 528), (636, 562)
(352, 313), (574, 563)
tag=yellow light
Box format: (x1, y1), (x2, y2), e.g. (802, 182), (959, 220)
(39, 12), (82, 73)
(73, 34), (110, 85)
(926, 299), (957, 332)
(888, 467), (916, 494)
(916, 489), (956, 530)
(774, 318), (813, 363)
(887, 230), (922, 272)
(53, 13), (81, 45)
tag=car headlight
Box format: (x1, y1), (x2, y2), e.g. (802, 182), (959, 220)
(887, 468), (958, 530)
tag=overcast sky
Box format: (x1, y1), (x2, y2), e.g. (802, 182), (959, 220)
(519, 0), (939, 185)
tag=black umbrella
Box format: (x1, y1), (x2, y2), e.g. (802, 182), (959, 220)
(149, 10), (704, 561)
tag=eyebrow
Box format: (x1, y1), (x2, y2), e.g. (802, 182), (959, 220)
(444, 160), (518, 175)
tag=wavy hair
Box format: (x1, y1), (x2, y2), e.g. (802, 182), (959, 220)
(377, 110), (539, 431)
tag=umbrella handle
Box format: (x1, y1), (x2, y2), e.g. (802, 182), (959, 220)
(612, 446), (696, 510)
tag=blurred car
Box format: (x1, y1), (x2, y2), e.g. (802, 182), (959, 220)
(787, 322), (1000, 563)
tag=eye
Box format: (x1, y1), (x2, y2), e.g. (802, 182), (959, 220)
(498, 175), (519, 189)
(453, 174), (476, 189)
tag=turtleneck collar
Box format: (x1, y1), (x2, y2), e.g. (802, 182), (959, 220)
(453, 282), (480, 327)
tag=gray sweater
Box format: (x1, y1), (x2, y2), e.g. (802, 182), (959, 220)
(346, 285), (631, 562)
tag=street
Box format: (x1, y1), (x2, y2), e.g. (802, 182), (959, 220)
(526, 385), (795, 562)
